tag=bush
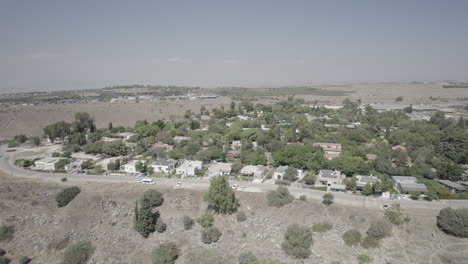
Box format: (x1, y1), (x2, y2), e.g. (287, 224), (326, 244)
(142, 190), (164, 208)
(281, 224), (313, 259)
(384, 204), (409, 226)
(7, 141), (18, 148)
(62, 241), (95, 264)
(239, 252), (257, 264)
(342, 229), (362, 246)
(204, 176), (239, 214)
(152, 242), (179, 264)
(19, 256), (31, 264)
(183, 216), (194, 230)
(303, 174), (315, 185)
(155, 218), (167, 233)
(299, 195), (306, 201)
(395, 96), (404, 102)
(357, 254), (372, 264)
(55, 186), (81, 207)
(0, 226), (15, 242)
(0, 256), (11, 264)
(0, 249), (4, 256)
(197, 212), (214, 228)
(201, 227), (222, 244)
(322, 193), (334, 205)
(361, 236), (379, 249)
(267, 186), (294, 208)
(236, 211), (247, 222)
(311, 222), (332, 233)
(437, 207), (468, 238)
(367, 219), (392, 240)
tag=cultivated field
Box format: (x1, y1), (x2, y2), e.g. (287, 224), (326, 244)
(0, 172), (467, 264)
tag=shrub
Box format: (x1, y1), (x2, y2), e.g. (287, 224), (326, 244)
(201, 227), (222, 244)
(183, 216), (194, 230)
(239, 252), (257, 264)
(267, 186), (294, 208)
(0, 256), (11, 264)
(322, 193), (334, 205)
(367, 219), (392, 240)
(311, 222), (332, 233)
(155, 218), (167, 233)
(361, 236), (379, 249)
(384, 204), (409, 226)
(62, 241), (95, 264)
(55, 186), (81, 207)
(204, 176), (239, 214)
(141, 190), (164, 208)
(19, 256), (31, 264)
(281, 224), (313, 259)
(197, 212), (214, 228)
(342, 229), (362, 246)
(7, 141), (18, 148)
(236, 211), (247, 222)
(303, 174), (315, 185)
(0, 226), (14, 242)
(299, 195), (306, 201)
(437, 207), (468, 238)
(395, 96), (404, 102)
(0, 249), (4, 256)
(152, 242), (179, 264)
(357, 254), (372, 264)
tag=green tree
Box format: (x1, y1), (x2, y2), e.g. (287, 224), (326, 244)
(108, 122), (113, 130)
(30, 136), (41, 146)
(134, 196), (156, 238)
(281, 224), (313, 259)
(13, 134), (28, 144)
(267, 186), (294, 208)
(72, 112), (95, 133)
(283, 167), (298, 182)
(141, 190), (164, 208)
(152, 242), (179, 264)
(322, 193), (334, 206)
(367, 219), (392, 240)
(204, 176), (239, 214)
(436, 207), (468, 238)
(361, 184), (373, 196)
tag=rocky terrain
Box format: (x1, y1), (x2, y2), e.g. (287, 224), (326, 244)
(1, 172), (467, 264)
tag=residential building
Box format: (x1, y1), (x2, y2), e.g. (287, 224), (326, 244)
(151, 159), (178, 174)
(273, 166), (288, 180)
(313, 142), (342, 160)
(152, 143), (174, 151)
(207, 162), (232, 177)
(231, 140), (242, 150)
(356, 175), (380, 189)
(176, 160), (203, 177)
(123, 160), (146, 174)
(225, 150), (240, 158)
(117, 132), (135, 141)
(366, 154), (378, 161)
(34, 157), (60, 171)
(174, 136), (191, 143)
(240, 165), (268, 179)
(315, 170), (345, 186)
(101, 137), (121, 142)
(437, 180), (465, 194)
(391, 176), (427, 193)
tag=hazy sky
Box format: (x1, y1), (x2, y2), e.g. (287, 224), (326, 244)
(1, 0), (468, 93)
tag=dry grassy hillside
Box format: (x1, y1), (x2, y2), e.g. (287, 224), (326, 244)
(0, 173), (467, 264)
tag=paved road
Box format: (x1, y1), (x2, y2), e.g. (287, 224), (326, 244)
(1, 144), (467, 210)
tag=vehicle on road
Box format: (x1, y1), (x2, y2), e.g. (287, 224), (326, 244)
(176, 182), (182, 187)
(140, 179), (155, 185)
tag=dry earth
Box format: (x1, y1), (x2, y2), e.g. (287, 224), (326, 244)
(1, 172), (467, 264)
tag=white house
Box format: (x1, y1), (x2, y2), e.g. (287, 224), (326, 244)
(208, 162), (232, 177)
(356, 175), (380, 189)
(273, 166), (288, 180)
(176, 160), (203, 177)
(240, 165), (268, 179)
(34, 157), (60, 171)
(123, 160), (146, 174)
(151, 159), (178, 174)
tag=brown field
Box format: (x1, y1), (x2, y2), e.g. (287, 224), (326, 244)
(0, 172), (467, 264)
(0, 83), (467, 140)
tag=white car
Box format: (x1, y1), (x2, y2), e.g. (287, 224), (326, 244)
(140, 179), (155, 185)
(176, 182), (182, 187)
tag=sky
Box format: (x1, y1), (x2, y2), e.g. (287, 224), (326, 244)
(1, 0), (468, 93)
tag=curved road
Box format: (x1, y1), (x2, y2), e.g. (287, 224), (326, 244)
(1, 144), (467, 210)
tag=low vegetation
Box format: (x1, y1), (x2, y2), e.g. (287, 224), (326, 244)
(19, 256), (31, 264)
(204, 176), (239, 214)
(152, 242), (179, 264)
(201, 227), (222, 244)
(183, 216), (194, 230)
(342, 229), (362, 246)
(0, 225), (15, 242)
(267, 186), (294, 208)
(281, 224), (313, 259)
(0, 256), (11, 264)
(322, 193), (334, 205)
(384, 204), (409, 225)
(55, 186), (81, 207)
(311, 222), (333, 233)
(62, 241), (95, 264)
(436, 207), (468, 238)
(357, 254), (372, 264)
(197, 212), (214, 228)
(238, 252), (257, 264)
(236, 210), (247, 222)
(361, 236), (379, 249)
